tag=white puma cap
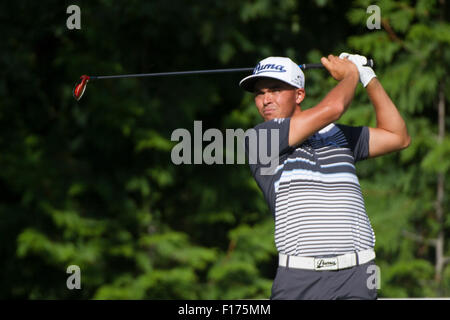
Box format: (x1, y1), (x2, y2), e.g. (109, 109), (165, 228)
(239, 56), (305, 92)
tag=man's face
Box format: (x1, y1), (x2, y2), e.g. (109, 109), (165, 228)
(253, 78), (305, 121)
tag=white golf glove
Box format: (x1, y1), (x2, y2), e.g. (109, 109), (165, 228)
(339, 52), (376, 87)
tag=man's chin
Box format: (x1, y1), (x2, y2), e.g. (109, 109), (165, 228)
(263, 114), (277, 122)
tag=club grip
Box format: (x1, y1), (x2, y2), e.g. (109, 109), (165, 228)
(300, 58), (374, 70)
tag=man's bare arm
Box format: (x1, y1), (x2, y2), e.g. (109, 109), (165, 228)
(288, 55), (359, 147)
(366, 78), (411, 158)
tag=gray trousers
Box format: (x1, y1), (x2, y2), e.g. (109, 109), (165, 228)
(271, 260), (378, 300)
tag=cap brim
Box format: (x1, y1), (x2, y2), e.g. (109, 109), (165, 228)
(239, 74), (299, 92)
(239, 74), (265, 92)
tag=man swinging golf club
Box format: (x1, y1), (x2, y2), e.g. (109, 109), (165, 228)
(240, 53), (410, 300)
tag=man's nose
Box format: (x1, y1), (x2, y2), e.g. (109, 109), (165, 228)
(263, 91), (273, 105)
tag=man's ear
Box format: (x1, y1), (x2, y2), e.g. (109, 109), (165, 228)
(296, 88), (305, 105)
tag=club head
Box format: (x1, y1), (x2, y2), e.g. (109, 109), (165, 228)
(73, 75), (90, 101)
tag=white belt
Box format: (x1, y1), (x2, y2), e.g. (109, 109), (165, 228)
(279, 249), (375, 271)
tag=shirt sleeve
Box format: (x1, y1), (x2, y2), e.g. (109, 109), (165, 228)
(337, 124), (370, 162)
(244, 118), (291, 175)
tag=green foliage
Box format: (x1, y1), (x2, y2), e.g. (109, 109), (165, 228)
(0, 0), (448, 299)
(206, 220), (276, 299)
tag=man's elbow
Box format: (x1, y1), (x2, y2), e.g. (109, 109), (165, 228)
(325, 103), (345, 122)
(400, 134), (411, 150)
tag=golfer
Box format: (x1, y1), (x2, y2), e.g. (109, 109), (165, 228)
(240, 53), (410, 300)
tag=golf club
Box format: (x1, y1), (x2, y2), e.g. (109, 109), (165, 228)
(72, 59), (374, 101)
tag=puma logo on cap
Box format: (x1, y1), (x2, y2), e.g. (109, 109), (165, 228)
(253, 63), (287, 74)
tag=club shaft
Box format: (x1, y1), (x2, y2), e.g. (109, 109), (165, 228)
(91, 68), (254, 80)
(90, 64), (323, 80)
(89, 59), (373, 80)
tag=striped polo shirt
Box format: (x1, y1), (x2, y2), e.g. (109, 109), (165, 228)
(245, 118), (375, 257)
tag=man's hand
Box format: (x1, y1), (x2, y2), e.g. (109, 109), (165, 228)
(339, 52), (376, 87)
(320, 54), (359, 81)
